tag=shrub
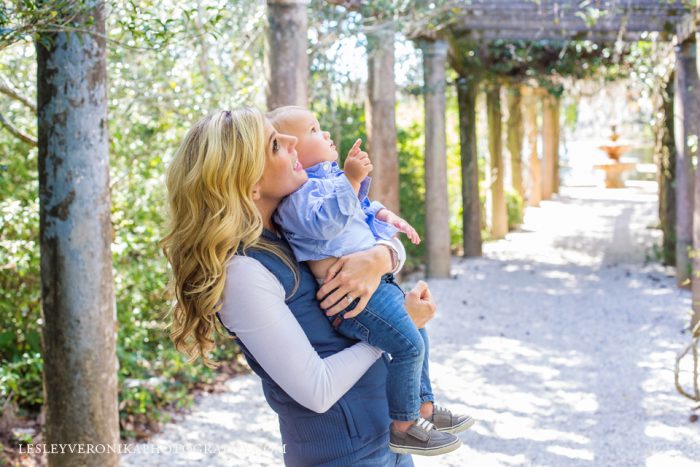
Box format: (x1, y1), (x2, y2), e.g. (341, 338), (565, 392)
(506, 189), (525, 230)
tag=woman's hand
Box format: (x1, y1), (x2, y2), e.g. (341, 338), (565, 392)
(404, 281), (436, 328)
(316, 245), (393, 318)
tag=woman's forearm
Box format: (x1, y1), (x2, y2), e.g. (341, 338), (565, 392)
(220, 256), (383, 413)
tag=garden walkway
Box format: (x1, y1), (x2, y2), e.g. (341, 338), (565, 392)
(122, 183), (700, 466)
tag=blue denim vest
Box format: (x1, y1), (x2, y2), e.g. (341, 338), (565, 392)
(217, 229), (391, 466)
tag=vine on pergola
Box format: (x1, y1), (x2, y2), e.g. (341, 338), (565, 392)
(447, 35), (639, 94)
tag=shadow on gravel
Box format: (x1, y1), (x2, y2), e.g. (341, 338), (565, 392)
(426, 252), (689, 466)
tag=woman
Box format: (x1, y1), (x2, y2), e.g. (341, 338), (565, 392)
(161, 108), (437, 466)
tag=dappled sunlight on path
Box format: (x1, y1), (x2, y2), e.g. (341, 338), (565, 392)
(122, 183), (700, 466)
(414, 183), (700, 466)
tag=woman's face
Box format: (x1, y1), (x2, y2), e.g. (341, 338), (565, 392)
(256, 120), (307, 201)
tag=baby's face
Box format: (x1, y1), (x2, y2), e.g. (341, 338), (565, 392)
(279, 109), (338, 168)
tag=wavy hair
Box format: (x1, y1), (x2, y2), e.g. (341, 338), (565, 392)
(160, 108), (298, 368)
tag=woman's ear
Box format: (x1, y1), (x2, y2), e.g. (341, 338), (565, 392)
(252, 182), (261, 201)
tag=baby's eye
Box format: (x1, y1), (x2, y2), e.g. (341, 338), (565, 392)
(272, 139), (279, 153)
(310, 127), (317, 133)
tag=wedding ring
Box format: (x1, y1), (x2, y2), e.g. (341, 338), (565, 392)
(345, 294), (354, 304)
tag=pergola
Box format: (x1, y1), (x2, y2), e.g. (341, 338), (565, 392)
(449, 0), (693, 42)
(408, 0), (699, 277)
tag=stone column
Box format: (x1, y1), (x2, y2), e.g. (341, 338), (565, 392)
(506, 86), (525, 200)
(689, 39), (700, 331)
(523, 87), (542, 207)
(542, 93), (557, 200)
(366, 24), (399, 213)
(658, 75), (676, 267)
(487, 83), (507, 239)
(419, 39), (451, 278)
(456, 75), (482, 257)
(552, 95), (561, 194)
(675, 41), (696, 288)
(266, 0), (308, 110)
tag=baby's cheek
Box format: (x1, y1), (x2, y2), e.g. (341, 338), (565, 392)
(297, 151), (314, 168)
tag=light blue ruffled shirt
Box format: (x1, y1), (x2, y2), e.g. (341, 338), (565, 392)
(274, 160), (399, 262)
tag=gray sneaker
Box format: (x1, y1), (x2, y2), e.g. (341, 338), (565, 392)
(389, 418), (462, 456)
(429, 404), (475, 434)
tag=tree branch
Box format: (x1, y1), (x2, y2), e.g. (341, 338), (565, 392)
(0, 112), (37, 146)
(0, 76), (36, 114)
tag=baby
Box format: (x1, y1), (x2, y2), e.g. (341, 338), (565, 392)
(269, 106), (474, 456)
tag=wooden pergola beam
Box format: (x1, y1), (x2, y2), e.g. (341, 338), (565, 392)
(451, 0), (688, 14)
(454, 17), (679, 34)
(453, 29), (662, 43)
(447, 0), (694, 43)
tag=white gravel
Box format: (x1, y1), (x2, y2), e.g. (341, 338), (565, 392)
(122, 183), (700, 467)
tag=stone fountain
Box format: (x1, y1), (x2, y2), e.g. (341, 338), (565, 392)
(594, 125), (636, 188)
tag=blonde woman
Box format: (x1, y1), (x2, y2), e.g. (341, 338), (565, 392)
(161, 108), (437, 466)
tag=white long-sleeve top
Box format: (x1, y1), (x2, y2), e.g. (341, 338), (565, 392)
(218, 255), (383, 414)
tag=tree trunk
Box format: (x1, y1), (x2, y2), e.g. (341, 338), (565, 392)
(542, 93), (557, 200)
(675, 42), (695, 288)
(523, 87), (542, 207)
(658, 75), (676, 267)
(456, 76), (482, 257)
(266, 0), (308, 110)
(487, 84), (507, 239)
(194, 0), (217, 106)
(36, 2), (119, 466)
(419, 39), (451, 278)
(366, 24), (399, 214)
(506, 86), (525, 200)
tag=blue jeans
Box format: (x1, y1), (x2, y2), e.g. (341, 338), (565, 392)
(329, 274), (435, 421)
(354, 444), (414, 466)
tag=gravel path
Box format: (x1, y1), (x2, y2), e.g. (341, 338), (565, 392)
(122, 184), (700, 466)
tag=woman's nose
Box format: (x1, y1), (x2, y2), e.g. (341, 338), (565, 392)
(286, 134), (298, 149)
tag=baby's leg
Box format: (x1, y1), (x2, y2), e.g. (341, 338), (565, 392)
(335, 280), (424, 422)
(418, 327), (435, 405)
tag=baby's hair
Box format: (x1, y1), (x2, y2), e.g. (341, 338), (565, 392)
(266, 105), (307, 133)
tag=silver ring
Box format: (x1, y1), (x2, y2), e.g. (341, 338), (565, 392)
(345, 294), (354, 304)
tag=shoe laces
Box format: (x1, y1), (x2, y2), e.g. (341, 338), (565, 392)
(433, 404), (451, 417)
(416, 417), (436, 431)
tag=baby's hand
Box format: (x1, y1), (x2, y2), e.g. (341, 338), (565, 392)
(343, 138), (372, 186)
(378, 209), (421, 245)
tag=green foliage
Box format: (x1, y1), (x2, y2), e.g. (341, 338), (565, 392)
(506, 189), (524, 231)
(0, 353), (43, 411)
(397, 121), (427, 269)
(0, 0), (264, 437)
(449, 36), (633, 94)
(0, 1), (90, 50)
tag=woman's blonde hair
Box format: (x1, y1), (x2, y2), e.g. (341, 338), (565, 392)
(160, 108), (298, 368)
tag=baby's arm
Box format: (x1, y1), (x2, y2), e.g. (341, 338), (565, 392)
(343, 139), (372, 195)
(275, 178), (361, 241)
(376, 208), (421, 245)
